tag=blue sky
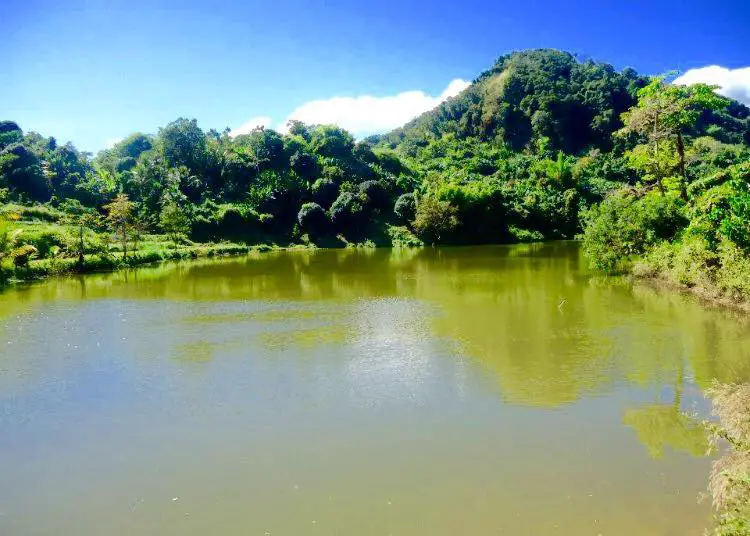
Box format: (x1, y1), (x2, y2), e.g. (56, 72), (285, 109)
(2, 0), (749, 152)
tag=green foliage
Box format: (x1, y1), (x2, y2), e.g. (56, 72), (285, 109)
(1, 48), (749, 290)
(358, 180), (389, 210)
(160, 202), (190, 241)
(297, 202), (329, 237)
(11, 227), (66, 258)
(412, 196), (459, 244)
(394, 192), (416, 223)
(381, 49), (650, 154)
(311, 178), (339, 208)
(159, 118), (207, 174)
(582, 190), (687, 272)
(329, 192), (367, 236)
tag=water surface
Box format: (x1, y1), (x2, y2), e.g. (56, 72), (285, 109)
(2, 243), (750, 535)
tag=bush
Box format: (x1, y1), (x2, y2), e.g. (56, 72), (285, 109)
(393, 193), (416, 224)
(297, 202), (329, 237)
(508, 226), (545, 243)
(11, 244), (37, 267)
(715, 239), (750, 298)
(412, 196), (459, 244)
(2, 204), (64, 223)
(311, 178), (339, 208)
(329, 192), (367, 235)
(358, 180), (389, 210)
(216, 206), (262, 240)
(582, 190), (687, 272)
(13, 228), (66, 258)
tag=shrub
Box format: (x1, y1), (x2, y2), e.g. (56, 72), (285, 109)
(582, 190), (687, 272)
(393, 193), (416, 224)
(508, 226), (545, 243)
(11, 244), (37, 267)
(412, 196), (459, 244)
(13, 228), (66, 258)
(715, 239), (750, 298)
(16, 205), (63, 223)
(358, 180), (389, 210)
(297, 202), (329, 237)
(329, 192), (366, 235)
(311, 178), (339, 208)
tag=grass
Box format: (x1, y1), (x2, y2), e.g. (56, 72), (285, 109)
(706, 382), (750, 535)
(0, 230), (266, 286)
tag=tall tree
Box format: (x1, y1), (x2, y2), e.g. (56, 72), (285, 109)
(620, 77), (728, 200)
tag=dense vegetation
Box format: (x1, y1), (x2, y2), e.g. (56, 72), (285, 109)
(2, 47), (750, 532)
(1, 49), (749, 302)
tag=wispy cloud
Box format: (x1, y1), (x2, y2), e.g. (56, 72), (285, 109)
(673, 66), (750, 106)
(229, 115), (273, 137)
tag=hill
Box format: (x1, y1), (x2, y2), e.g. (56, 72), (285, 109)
(376, 49), (749, 154)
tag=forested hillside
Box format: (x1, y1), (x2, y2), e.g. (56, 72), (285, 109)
(1, 49), (749, 304)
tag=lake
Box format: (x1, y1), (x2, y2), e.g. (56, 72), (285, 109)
(2, 242), (750, 535)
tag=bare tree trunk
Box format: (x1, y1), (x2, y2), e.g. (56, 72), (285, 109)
(676, 131), (688, 201)
(122, 227), (127, 260)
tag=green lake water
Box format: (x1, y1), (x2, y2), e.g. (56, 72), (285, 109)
(2, 242), (750, 535)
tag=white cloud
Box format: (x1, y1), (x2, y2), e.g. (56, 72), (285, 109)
(275, 78), (471, 136)
(229, 115), (273, 137)
(673, 66), (750, 106)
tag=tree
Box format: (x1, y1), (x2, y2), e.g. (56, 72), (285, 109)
(329, 192), (366, 235)
(0, 143), (50, 200)
(412, 196), (459, 244)
(311, 178), (338, 208)
(309, 125), (355, 159)
(158, 118), (207, 174)
(358, 180), (389, 210)
(620, 77), (728, 200)
(290, 151), (319, 182)
(160, 202), (190, 243)
(62, 209), (101, 267)
(235, 127), (286, 172)
(297, 202), (329, 237)
(394, 193), (417, 223)
(104, 194), (135, 259)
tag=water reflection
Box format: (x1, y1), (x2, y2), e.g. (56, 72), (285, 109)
(2, 243), (750, 406)
(2, 243), (745, 535)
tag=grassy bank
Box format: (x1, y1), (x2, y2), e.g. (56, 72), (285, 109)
(0, 214), (426, 287)
(0, 235), (268, 286)
(707, 383), (750, 535)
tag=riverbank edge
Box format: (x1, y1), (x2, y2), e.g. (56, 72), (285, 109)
(0, 242), (278, 288)
(632, 273), (750, 313)
(0, 237), (431, 288)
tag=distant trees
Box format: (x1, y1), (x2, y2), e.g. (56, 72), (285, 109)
(0, 48), (747, 261)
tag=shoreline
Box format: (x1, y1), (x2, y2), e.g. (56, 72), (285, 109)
(632, 273), (750, 314)
(0, 242), (275, 289)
